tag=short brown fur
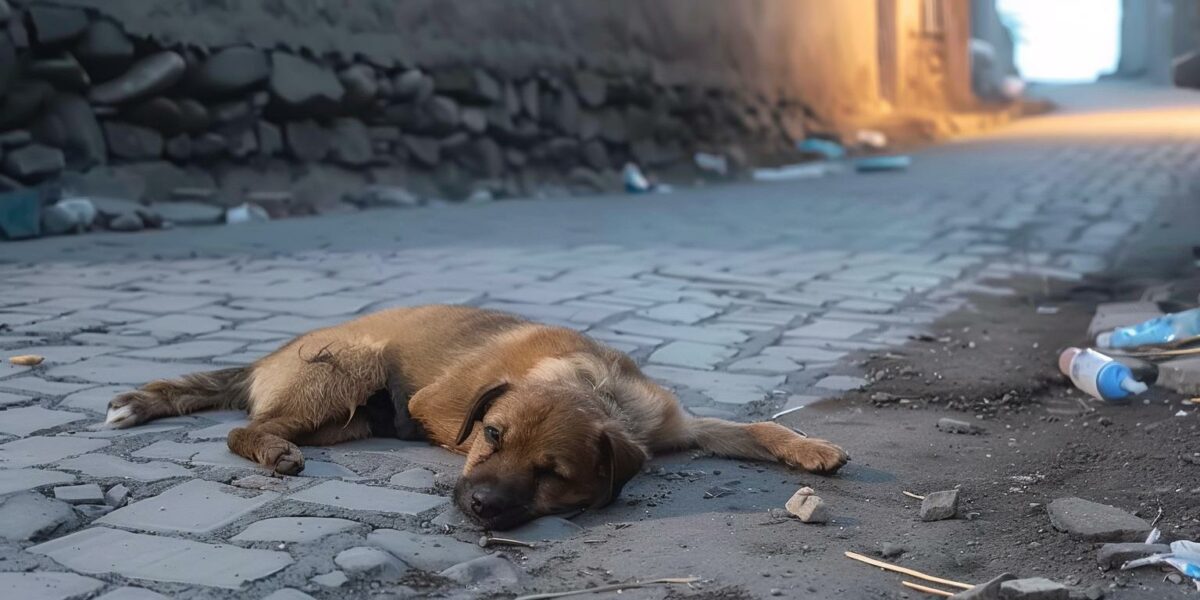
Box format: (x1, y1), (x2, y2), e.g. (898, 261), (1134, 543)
(108, 305), (847, 529)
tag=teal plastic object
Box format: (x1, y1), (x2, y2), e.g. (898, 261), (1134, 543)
(0, 189), (41, 240)
(854, 155), (912, 172)
(1097, 308), (1200, 349)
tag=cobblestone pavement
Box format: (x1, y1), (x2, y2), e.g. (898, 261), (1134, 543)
(1, 83), (1198, 599)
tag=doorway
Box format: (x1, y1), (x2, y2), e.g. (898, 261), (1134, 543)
(997, 0), (1123, 82)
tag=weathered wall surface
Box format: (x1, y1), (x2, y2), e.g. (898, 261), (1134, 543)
(0, 0), (951, 240)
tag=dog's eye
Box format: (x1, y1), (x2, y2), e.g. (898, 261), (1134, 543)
(483, 425), (502, 446)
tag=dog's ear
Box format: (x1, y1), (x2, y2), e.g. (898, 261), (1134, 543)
(454, 382), (510, 445)
(594, 425), (646, 508)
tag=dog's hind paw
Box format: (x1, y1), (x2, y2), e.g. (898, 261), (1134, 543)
(105, 392), (152, 429)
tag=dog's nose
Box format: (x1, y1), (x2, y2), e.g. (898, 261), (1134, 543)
(469, 486), (505, 519)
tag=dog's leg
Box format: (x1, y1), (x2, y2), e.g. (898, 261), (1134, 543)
(679, 418), (848, 474)
(228, 416), (315, 475)
(106, 367), (250, 428)
(294, 412), (373, 446)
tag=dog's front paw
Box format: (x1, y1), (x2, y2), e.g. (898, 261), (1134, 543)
(261, 441), (305, 475)
(105, 392), (152, 429)
(781, 438), (849, 474)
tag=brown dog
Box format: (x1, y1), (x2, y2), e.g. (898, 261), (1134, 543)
(106, 305), (848, 529)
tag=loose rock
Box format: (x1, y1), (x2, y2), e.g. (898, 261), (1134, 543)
(338, 65), (378, 110)
(53, 483), (105, 505)
(311, 571), (348, 588)
(104, 122), (164, 160)
(107, 212), (144, 232)
(328, 118), (373, 166)
(334, 546), (408, 581)
(997, 577), (1067, 600)
(1095, 543), (1169, 570)
(439, 555), (522, 586)
(27, 6), (88, 46)
(32, 93), (107, 168)
(123, 97), (185, 134)
(4, 143), (65, 181)
(920, 489), (959, 521)
(949, 573), (1017, 600)
(938, 418), (985, 435)
(785, 486), (830, 523)
(0, 492), (79, 542)
(191, 46), (270, 98)
(285, 120), (330, 162)
(269, 52), (344, 117)
(1047, 497), (1150, 542)
(105, 484), (130, 507)
(91, 51), (187, 105)
(74, 20), (134, 80)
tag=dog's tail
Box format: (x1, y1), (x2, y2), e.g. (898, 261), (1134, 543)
(105, 367), (252, 428)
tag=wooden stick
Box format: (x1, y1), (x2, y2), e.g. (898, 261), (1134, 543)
(902, 581), (955, 597)
(844, 551), (973, 590)
(513, 577), (701, 600)
(903, 491), (926, 500)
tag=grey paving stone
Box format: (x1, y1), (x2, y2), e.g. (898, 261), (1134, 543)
(0, 491), (79, 541)
(505, 516), (583, 541)
(99, 479), (279, 534)
(45, 357), (214, 385)
(0, 377), (96, 397)
(30, 526), (293, 589)
(1047, 497), (1150, 542)
(231, 295), (377, 317)
(335, 546), (409, 580)
(0, 572), (104, 600)
(118, 340), (246, 360)
(261, 590), (316, 600)
(186, 419), (249, 440)
(68, 420), (186, 439)
(291, 480), (446, 515)
(132, 440), (206, 461)
(608, 318), (749, 345)
(311, 570), (349, 588)
(71, 333), (160, 349)
(0, 468), (76, 495)
(231, 516), (359, 542)
(813, 375), (867, 392)
(126, 314), (229, 337)
(105, 484), (130, 507)
(53, 483), (105, 505)
(368, 528), (487, 571)
(636, 302), (719, 324)
(0, 436), (109, 468)
(0, 390), (32, 406)
(727, 355), (801, 374)
(198, 329), (289, 342)
(212, 351), (268, 365)
(119, 294), (219, 314)
(0, 406), (88, 435)
(240, 315), (344, 335)
(390, 467), (436, 489)
(61, 385), (127, 413)
(440, 554), (522, 585)
(95, 587), (170, 600)
(643, 365), (784, 404)
(328, 438), (465, 469)
(488, 284), (588, 304)
(648, 341), (736, 370)
(188, 442), (260, 469)
(587, 330), (665, 347)
(787, 319), (876, 340)
(56, 453), (192, 482)
(295, 460), (358, 478)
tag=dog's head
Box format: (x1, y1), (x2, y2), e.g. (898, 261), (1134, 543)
(451, 379), (645, 530)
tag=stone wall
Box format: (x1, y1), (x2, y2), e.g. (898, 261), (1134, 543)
(0, 0), (902, 238)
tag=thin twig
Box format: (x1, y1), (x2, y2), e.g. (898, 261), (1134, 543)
(478, 535), (536, 549)
(513, 577), (701, 600)
(903, 491), (926, 501)
(1150, 507), (1164, 528)
(844, 551), (973, 590)
(902, 581), (955, 597)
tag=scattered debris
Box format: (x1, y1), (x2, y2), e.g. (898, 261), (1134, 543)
(513, 577), (701, 600)
(622, 163), (656, 194)
(1096, 307), (1200, 349)
(784, 486), (829, 523)
(903, 580), (953, 597)
(1058, 347), (1147, 402)
(771, 405), (804, 420)
(1120, 540), (1200, 584)
(704, 485), (736, 499)
(693, 152), (729, 177)
(855, 129), (888, 149)
(843, 551), (973, 591)
(879, 543), (906, 558)
(936, 418), (985, 435)
(8, 354), (44, 366)
(225, 203), (270, 225)
(797, 138), (846, 160)
(854, 155), (911, 173)
(478, 535), (535, 549)
(1047, 497), (1150, 542)
(752, 162), (838, 182)
(1035, 305), (1059, 315)
(920, 489), (959, 521)
(902, 491), (926, 501)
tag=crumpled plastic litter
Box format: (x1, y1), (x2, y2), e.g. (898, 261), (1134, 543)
(1121, 540), (1200, 586)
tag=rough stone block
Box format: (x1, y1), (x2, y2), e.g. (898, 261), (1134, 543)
(57, 453), (191, 482)
(997, 578), (1067, 600)
(1047, 497), (1149, 542)
(648, 341), (736, 370)
(30, 526), (292, 589)
(785, 487), (830, 523)
(0, 406), (87, 436)
(920, 489), (959, 521)
(335, 546), (409, 580)
(0, 491), (79, 541)
(440, 555), (522, 585)
(290, 480), (446, 515)
(53, 483), (105, 505)
(98, 478), (278, 534)
(949, 573), (1016, 600)
(231, 517), (358, 543)
(1095, 542), (1169, 570)
(0, 572), (103, 600)
(0, 468), (75, 495)
(0, 436), (109, 468)
(937, 418), (985, 435)
(368, 529), (486, 571)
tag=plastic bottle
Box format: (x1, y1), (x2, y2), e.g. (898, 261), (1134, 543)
(1096, 308), (1200, 349)
(1058, 347), (1148, 402)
